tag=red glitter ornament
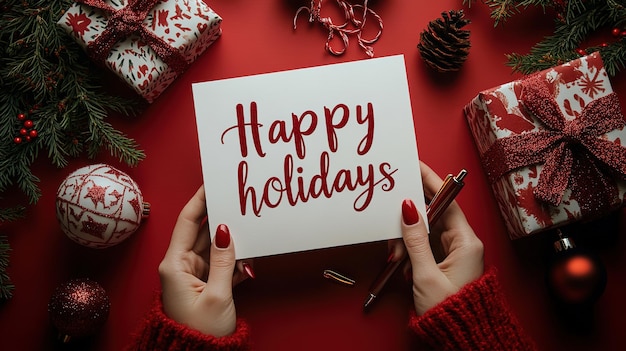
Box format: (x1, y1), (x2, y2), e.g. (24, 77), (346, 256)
(48, 278), (110, 342)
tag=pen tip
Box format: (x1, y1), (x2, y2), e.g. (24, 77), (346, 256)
(363, 294), (376, 312)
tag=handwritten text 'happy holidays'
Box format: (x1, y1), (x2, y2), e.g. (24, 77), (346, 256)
(220, 101), (398, 217)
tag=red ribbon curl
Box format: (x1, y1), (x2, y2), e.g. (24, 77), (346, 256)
(482, 74), (626, 213)
(78, 0), (188, 74)
(293, 0), (383, 57)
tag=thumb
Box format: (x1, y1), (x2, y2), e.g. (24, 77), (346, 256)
(203, 224), (236, 299)
(401, 199), (438, 273)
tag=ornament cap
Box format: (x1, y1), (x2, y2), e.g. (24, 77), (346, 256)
(553, 229), (575, 252)
(142, 202), (151, 218)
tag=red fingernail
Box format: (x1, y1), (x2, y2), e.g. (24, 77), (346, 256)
(215, 224), (230, 248)
(242, 263), (256, 279)
(402, 199), (420, 225)
(387, 252), (395, 263)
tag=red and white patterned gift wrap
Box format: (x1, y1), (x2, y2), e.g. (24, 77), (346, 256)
(464, 52), (626, 239)
(58, 0), (222, 102)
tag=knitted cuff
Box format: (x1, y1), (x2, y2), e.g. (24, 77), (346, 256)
(408, 268), (535, 351)
(128, 294), (251, 351)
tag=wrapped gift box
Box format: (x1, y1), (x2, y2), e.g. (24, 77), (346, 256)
(58, 0), (222, 102)
(464, 52), (626, 239)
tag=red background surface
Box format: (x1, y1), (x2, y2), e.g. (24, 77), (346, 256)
(2, 1), (626, 350)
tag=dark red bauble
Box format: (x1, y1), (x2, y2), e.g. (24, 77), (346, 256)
(549, 254), (605, 305)
(546, 232), (606, 306)
(48, 278), (110, 342)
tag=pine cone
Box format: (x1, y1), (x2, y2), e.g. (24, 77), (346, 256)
(418, 10), (471, 73)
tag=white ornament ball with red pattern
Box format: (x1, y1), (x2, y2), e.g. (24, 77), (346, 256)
(56, 164), (150, 249)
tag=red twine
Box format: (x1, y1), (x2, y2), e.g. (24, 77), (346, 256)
(294, 0), (383, 57)
(77, 0), (189, 74)
(481, 74), (626, 213)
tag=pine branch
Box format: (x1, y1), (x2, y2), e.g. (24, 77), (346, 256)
(0, 235), (13, 300)
(506, 1), (626, 75)
(83, 96), (145, 166)
(0, 206), (25, 222)
(0, 207), (22, 301)
(0, 0), (146, 205)
(463, 0), (554, 26)
(466, 0), (626, 76)
(598, 41), (626, 76)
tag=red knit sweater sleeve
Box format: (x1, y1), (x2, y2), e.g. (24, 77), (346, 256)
(127, 295), (251, 351)
(408, 268), (537, 351)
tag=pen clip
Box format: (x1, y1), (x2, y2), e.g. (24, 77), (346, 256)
(428, 173), (453, 207)
(323, 269), (356, 286)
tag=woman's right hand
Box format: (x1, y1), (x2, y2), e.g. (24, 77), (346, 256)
(390, 162), (485, 315)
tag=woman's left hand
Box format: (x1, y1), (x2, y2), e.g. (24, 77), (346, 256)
(158, 186), (251, 337)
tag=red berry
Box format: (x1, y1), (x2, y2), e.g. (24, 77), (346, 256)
(14, 137), (22, 144)
(19, 128), (28, 135)
(612, 28), (621, 37)
(576, 48), (586, 56)
(601, 42), (609, 47)
(17, 113), (26, 120)
(24, 120), (34, 128)
(24, 136), (31, 142)
(29, 129), (38, 138)
(621, 31), (626, 37)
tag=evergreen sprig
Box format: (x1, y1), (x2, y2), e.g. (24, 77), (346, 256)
(464, 0), (555, 26)
(1, 0), (146, 299)
(463, 0), (626, 76)
(0, 235), (15, 300)
(0, 206), (23, 300)
(0, 0), (145, 207)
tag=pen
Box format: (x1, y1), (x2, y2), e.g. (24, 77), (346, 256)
(363, 169), (468, 311)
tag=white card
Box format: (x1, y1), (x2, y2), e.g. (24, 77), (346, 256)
(192, 55), (426, 259)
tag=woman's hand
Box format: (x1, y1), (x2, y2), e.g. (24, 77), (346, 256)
(391, 162), (484, 315)
(158, 186), (252, 336)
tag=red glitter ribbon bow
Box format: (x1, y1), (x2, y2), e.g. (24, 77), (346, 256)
(482, 74), (626, 212)
(78, 0), (188, 74)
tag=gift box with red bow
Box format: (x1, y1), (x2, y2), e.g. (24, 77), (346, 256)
(464, 52), (626, 239)
(58, 0), (222, 102)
